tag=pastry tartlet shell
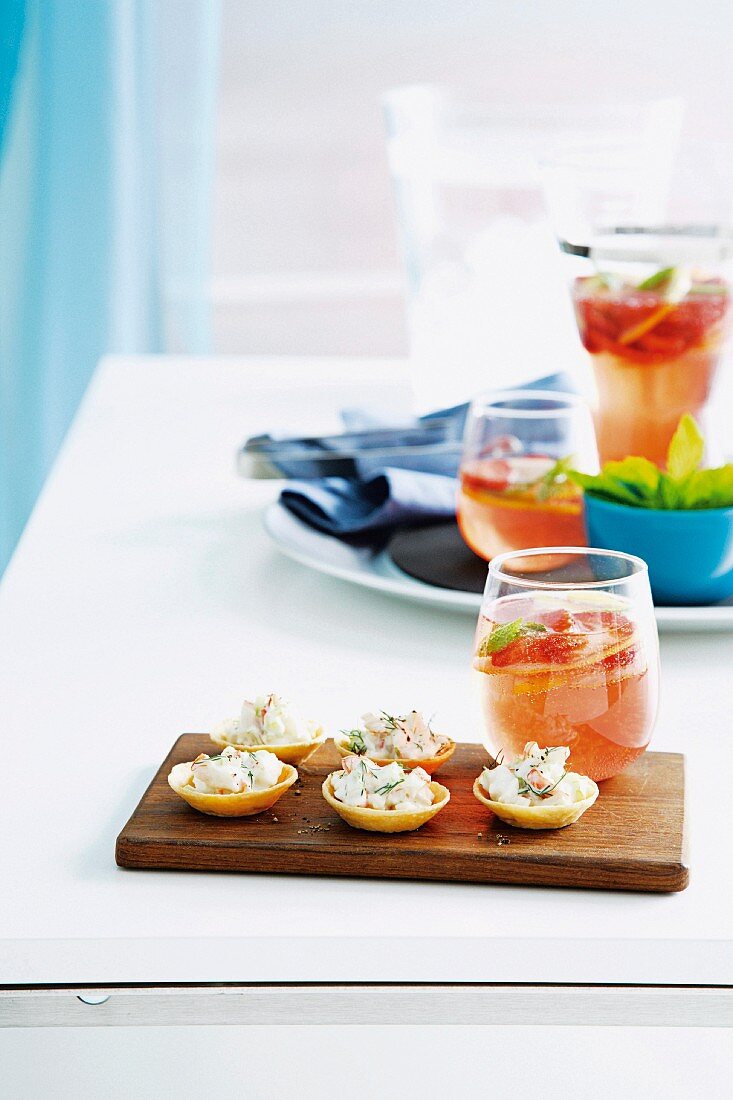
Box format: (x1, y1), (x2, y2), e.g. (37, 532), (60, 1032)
(472, 775), (599, 830)
(333, 736), (456, 774)
(209, 731), (322, 765)
(168, 763), (298, 817)
(321, 774), (450, 833)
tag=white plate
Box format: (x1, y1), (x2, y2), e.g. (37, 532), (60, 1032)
(264, 501), (733, 632)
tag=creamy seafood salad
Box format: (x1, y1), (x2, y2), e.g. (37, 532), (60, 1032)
(170, 746), (284, 794)
(479, 742), (595, 807)
(343, 710), (448, 761)
(331, 755), (435, 812)
(214, 693), (321, 746)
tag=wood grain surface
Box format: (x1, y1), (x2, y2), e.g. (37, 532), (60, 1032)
(116, 737), (689, 893)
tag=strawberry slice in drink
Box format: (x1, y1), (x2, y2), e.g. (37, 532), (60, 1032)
(463, 457), (512, 493)
(572, 274), (731, 463)
(491, 630), (588, 668)
(460, 454), (560, 498)
(600, 644), (638, 674)
(574, 609), (634, 638)
(457, 454), (587, 564)
(535, 608), (576, 633)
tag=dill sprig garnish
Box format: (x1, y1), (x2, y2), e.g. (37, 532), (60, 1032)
(342, 728), (367, 754)
(379, 710), (400, 732)
(522, 771), (567, 798)
(380, 709), (438, 754)
(374, 778), (405, 797)
(378, 709), (434, 733)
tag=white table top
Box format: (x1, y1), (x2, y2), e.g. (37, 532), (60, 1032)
(1, 355), (731, 987)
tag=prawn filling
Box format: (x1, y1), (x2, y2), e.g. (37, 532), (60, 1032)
(169, 746), (284, 795)
(213, 692), (322, 747)
(479, 742), (596, 807)
(331, 755), (435, 812)
(340, 710), (449, 761)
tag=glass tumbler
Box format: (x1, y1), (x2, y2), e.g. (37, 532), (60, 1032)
(457, 389), (598, 563)
(473, 547), (660, 782)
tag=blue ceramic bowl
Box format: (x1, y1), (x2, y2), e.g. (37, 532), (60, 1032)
(584, 495), (733, 606)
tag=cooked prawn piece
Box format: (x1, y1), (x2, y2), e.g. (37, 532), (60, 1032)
(526, 767), (552, 793)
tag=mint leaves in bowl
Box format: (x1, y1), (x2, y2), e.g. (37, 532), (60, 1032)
(571, 416), (733, 605)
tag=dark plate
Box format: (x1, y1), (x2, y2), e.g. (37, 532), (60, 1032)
(388, 522), (488, 593)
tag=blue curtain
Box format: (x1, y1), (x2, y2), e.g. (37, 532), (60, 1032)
(0, 0), (220, 574)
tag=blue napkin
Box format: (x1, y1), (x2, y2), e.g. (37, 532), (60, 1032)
(281, 468), (459, 540)
(279, 372), (578, 540)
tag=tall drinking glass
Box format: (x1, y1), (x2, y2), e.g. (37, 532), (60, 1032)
(457, 390), (598, 562)
(542, 141), (733, 465)
(473, 548), (659, 781)
(383, 87), (684, 412)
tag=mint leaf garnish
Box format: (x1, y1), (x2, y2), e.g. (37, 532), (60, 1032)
(680, 466), (733, 509)
(637, 266), (677, 291)
(570, 457), (662, 508)
(478, 618), (523, 655)
(535, 455), (574, 501)
(478, 618), (547, 657)
(667, 414), (704, 482)
(637, 265), (691, 304)
(504, 454), (575, 502)
(658, 475), (684, 510)
(570, 414), (733, 510)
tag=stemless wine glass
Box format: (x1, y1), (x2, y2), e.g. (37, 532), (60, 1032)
(457, 390), (598, 563)
(472, 547), (659, 781)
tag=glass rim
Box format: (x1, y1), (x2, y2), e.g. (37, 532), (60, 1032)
(469, 389), (588, 420)
(487, 546), (649, 591)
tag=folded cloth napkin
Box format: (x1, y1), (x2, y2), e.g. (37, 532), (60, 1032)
(281, 468), (459, 540)
(279, 372), (578, 540)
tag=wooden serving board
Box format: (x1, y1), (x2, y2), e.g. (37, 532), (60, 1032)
(116, 737), (689, 893)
